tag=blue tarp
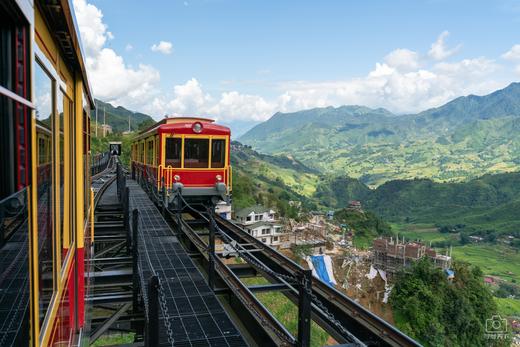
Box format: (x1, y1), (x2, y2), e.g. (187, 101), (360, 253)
(310, 255), (334, 287)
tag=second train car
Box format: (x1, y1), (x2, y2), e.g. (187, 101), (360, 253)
(131, 117), (232, 203)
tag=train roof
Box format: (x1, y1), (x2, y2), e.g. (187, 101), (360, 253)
(136, 117), (230, 139)
(37, 0), (95, 108)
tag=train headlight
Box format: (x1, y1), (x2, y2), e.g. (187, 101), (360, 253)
(216, 174), (222, 181)
(192, 122), (203, 133)
(174, 175), (181, 181)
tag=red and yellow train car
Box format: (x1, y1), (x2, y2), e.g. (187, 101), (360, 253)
(131, 117), (232, 203)
(0, 0), (95, 346)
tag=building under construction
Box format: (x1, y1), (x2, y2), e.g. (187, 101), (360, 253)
(372, 237), (452, 275)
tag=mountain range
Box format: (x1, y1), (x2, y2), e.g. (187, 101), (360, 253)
(93, 99), (155, 133)
(240, 82), (520, 186)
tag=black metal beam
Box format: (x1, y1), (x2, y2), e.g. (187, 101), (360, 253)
(86, 293), (133, 305)
(228, 263), (258, 278)
(247, 283), (291, 293)
(90, 302), (132, 342)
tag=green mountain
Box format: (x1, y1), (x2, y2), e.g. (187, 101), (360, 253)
(240, 83), (520, 186)
(315, 172), (520, 235)
(231, 141), (320, 215)
(93, 99), (155, 133)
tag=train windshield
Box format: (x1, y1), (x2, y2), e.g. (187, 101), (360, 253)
(165, 138), (181, 167)
(184, 138), (209, 168)
(211, 139), (226, 168)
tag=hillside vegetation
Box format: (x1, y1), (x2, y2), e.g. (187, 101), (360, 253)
(316, 172), (520, 236)
(390, 260), (508, 347)
(93, 99), (155, 133)
(240, 83), (520, 186)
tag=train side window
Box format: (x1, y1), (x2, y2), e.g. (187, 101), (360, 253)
(184, 138), (209, 168)
(147, 140), (154, 165)
(35, 61), (55, 327)
(211, 139), (225, 168)
(165, 138), (181, 167)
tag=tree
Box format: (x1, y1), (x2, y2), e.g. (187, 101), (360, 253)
(390, 260), (504, 347)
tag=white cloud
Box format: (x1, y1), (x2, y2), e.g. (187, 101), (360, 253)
(384, 49), (420, 71)
(428, 31), (461, 60)
(71, 4), (517, 124)
(502, 44), (520, 60)
(125, 44), (133, 51)
(73, 0), (160, 108)
(151, 41), (173, 55)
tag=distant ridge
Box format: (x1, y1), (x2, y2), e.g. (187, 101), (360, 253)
(93, 99), (155, 133)
(239, 82), (520, 186)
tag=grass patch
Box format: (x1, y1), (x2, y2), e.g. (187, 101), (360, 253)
(495, 297), (520, 317)
(390, 223), (457, 243)
(242, 277), (331, 346)
(91, 333), (135, 346)
(451, 244), (520, 283)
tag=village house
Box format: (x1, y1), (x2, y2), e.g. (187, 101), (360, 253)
(234, 205), (286, 248)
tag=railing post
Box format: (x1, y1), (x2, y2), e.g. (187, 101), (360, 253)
(116, 163), (121, 201)
(0, 205), (5, 249)
(161, 177), (167, 216)
(208, 215), (216, 290)
(125, 187), (130, 254)
(298, 269), (312, 347)
(132, 209), (139, 313)
(146, 276), (159, 347)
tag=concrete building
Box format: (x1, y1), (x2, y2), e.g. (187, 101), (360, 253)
(234, 205), (286, 248)
(372, 237), (452, 275)
(235, 205), (277, 224)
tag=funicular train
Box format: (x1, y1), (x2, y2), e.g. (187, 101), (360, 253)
(0, 1), (97, 346)
(131, 117), (232, 205)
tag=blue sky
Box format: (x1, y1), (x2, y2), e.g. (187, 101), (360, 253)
(74, 0), (520, 135)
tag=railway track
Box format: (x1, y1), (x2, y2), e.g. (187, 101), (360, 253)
(92, 156), (119, 208)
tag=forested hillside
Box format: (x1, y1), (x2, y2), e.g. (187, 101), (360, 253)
(316, 172), (520, 235)
(240, 83), (520, 186)
(93, 99), (155, 133)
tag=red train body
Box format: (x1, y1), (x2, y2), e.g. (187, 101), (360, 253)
(131, 117), (232, 203)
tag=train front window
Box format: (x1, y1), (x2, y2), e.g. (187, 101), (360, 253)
(165, 138), (181, 167)
(35, 61), (55, 327)
(211, 139), (226, 168)
(184, 138), (209, 168)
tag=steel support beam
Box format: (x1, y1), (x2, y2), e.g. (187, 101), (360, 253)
(90, 302), (132, 343)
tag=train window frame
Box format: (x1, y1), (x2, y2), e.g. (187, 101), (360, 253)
(164, 136), (182, 168)
(146, 138), (154, 166)
(184, 137), (210, 168)
(34, 48), (74, 339)
(59, 89), (74, 271)
(210, 138), (226, 168)
(34, 56), (59, 333)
